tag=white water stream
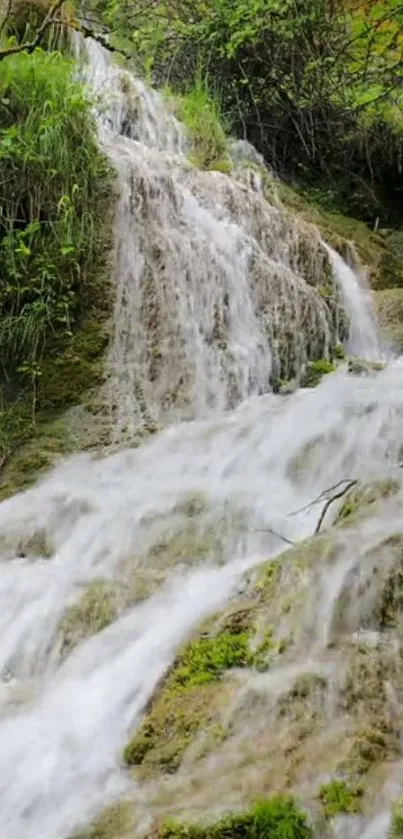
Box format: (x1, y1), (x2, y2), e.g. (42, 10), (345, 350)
(0, 39), (400, 839)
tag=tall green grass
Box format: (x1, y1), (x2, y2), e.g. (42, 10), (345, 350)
(0, 47), (110, 387)
(165, 78), (231, 172)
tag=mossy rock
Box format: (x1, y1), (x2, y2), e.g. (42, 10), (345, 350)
(124, 681), (226, 774)
(389, 799), (403, 838)
(300, 359), (335, 388)
(347, 357), (385, 376)
(0, 275), (113, 500)
(319, 779), (363, 818)
(375, 288), (403, 351)
(336, 479), (399, 525)
(69, 801), (133, 839)
(341, 724), (398, 776)
(124, 625), (254, 774)
(58, 580), (120, 656)
(156, 797), (313, 839)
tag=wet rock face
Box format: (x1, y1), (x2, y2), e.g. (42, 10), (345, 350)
(108, 483), (403, 833)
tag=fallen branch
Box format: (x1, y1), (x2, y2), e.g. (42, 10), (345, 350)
(79, 23), (132, 59)
(255, 527), (295, 547)
(289, 479), (358, 517)
(315, 479), (358, 534)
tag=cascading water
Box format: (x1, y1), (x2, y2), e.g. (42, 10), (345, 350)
(0, 38), (400, 839)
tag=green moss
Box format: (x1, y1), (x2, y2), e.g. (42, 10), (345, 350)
(336, 480), (399, 525)
(334, 343), (345, 359)
(158, 797), (312, 839)
(147, 522), (223, 567)
(347, 357), (385, 376)
(376, 544), (403, 630)
(252, 627), (286, 672)
(70, 801), (132, 839)
(174, 493), (209, 518)
(389, 800), (403, 838)
(58, 580), (119, 656)
(319, 779), (363, 818)
(123, 682), (223, 772)
(255, 559), (282, 598)
(165, 83), (230, 172)
(375, 288), (403, 351)
(124, 623), (252, 772)
(171, 631), (251, 690)
(300, 359), (335, 388)
(343, 726), (392, 775)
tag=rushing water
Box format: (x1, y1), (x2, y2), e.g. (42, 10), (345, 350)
(0, 39), (400, 839)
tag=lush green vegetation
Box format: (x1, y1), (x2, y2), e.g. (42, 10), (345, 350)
(0, 11), (113, 479)
(300, 359), (335, 388)
(89, 0), (403, 225)
(319, 779), (363, 818)
(165, 80), (231, 171)
(0, 47), (109, 388)
(389, 800), (403, 838)
(158, 798), (312, 839)
(171, 631), (251, 689)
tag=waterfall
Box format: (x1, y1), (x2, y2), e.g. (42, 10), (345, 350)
(79, 37), (383, 438)
(0, 39), (399, 839)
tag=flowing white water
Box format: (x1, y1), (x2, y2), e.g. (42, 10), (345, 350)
(326, 245), (385, 361)
(0, 38), (398, 839)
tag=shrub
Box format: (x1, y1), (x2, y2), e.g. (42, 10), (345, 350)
(0, 48), (111, 392)
(173, 81), (230, 171)
(319, 779), (363, 818)
(158, 797), (312, 839)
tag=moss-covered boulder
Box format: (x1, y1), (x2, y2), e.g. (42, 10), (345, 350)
(335, 479), (399, 525)
(375, 288), (403, 351)
(300, 359), (335, 388)
(58, 580), (120, 657)
(69, 801), (133, 839)
(318, 779), (363, 818)
(157, 798), (312, 839)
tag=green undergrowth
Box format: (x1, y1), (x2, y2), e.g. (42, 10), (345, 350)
(123, 553), (303, 774)
(300, 359), (335, 388)
(123, 625), (253, 771)
(171, 631), (251, 689)
(0, 45), (114, 496)
(389, 800), (403, 838)
(319, 779), (363, 818)
(165, 81), (231, 172)
(157, 797), (312, 839)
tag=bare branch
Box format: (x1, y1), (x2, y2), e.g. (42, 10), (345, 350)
(255, 527), (295, 547)
(0, 0), (68, 61)
(315, 479), (358, 534)
(289, 479), (358, 517)
(79, 24), (131, 60)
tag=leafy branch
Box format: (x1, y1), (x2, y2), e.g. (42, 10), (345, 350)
(0, 0), (132, 61)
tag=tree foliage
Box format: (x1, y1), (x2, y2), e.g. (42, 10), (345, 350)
(91, 0), (403, 223)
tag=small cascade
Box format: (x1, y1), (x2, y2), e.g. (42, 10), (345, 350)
(326, 245), (385, 360)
